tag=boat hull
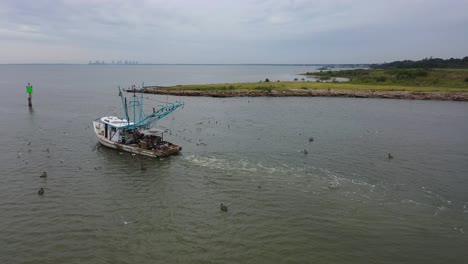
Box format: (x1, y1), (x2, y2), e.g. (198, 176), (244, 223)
(93, 121), (181, 158)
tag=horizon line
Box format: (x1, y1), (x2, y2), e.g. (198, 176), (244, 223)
(0, 63), (372, 66)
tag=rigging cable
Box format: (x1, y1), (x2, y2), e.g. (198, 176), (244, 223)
(143, 97), (174, 104)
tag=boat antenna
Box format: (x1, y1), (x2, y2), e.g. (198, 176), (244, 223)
(140, 82), (144, 123)
(133, 86), (137, 127)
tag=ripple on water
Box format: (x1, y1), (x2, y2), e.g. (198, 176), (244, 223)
(1, 75), (468, 263)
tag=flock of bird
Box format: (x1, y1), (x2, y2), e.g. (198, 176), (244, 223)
(22, 116), (396, 217)
(17, 126), (77, 197)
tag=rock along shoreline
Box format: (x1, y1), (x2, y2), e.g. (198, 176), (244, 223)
(141, 87), (468, 101)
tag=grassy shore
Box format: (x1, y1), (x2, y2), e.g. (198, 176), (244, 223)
(304, 68), (468, 88)
(159, 81), (468, 93)
(140, 68), (468, 101)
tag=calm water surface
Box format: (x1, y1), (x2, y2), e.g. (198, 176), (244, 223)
(0, 65), (467, 263)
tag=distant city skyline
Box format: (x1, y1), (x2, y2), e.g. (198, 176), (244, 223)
(1, 0), (467, 64)
(89, 60), (139, 65)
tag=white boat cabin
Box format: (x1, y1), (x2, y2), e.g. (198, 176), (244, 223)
(100, 116), (134, 142)
(98, 116), (166, 147)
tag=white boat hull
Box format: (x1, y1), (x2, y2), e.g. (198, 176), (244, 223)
(93, 121), (181, 158)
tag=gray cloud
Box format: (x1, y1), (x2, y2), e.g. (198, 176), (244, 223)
(0, 0), (467, 63)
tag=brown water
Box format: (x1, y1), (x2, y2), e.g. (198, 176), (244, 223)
(1, 65), (467, 263)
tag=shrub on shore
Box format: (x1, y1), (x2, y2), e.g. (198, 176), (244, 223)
(376, 76), (387, 82)
(306, 68), (468, 88)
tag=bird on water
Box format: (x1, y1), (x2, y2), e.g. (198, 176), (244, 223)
(220, 203), (228, 212)
(388, 153), (394, 159)
(40, 172), (47, 178)
(38, 188), (44, 195)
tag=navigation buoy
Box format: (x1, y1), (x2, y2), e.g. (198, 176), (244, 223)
(26, 82), (33, 107)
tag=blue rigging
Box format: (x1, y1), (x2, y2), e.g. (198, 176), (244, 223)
(118, 84), (184, 130)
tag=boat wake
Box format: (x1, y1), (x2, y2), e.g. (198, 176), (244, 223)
(184, 154), (378, 192)
(184, 155), (277, 174)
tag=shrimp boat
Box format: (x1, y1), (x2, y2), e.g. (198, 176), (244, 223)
(93, 85), (184, 157)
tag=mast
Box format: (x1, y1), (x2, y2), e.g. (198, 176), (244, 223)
(140, 82), (144, 123)
(118, 86), (130, 124)
(132, 86), (137, 127)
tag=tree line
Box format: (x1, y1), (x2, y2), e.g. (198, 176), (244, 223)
(373, 56), (468, 69)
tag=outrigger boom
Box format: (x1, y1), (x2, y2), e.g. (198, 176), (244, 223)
(118, 84), (184, 130)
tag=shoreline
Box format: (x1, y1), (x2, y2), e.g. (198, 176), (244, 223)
(142, 87), (468, 101)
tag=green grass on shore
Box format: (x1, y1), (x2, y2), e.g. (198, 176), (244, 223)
(304, 68), (468, 89)
(156, 68), (468, 93)
(160, 81), (468, 93)
(433, 68), (468, 72)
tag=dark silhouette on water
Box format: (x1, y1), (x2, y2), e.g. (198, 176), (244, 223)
(40, 172), (47, 178)
(388, 153), (394, 159)
(220, 203), (228, 212)
(38, 188), (44, 195)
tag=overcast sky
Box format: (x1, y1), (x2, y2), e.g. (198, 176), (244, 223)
(0, 0), (467, 64)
